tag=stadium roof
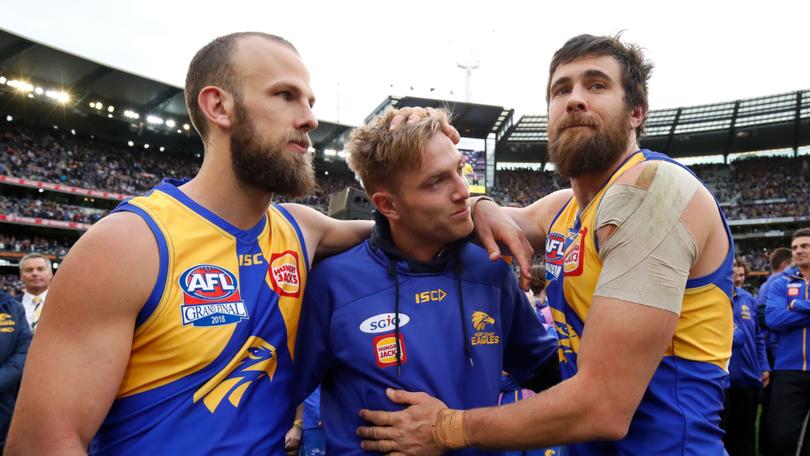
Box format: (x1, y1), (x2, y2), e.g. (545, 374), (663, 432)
(0, 28), (352, 153)
(367, 96), (514, 141)
(497, 90), (810, 163)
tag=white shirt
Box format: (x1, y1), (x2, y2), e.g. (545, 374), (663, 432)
(21, 290), (48, 329)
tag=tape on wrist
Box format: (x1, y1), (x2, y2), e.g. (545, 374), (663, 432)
(433, 408), (470, 450)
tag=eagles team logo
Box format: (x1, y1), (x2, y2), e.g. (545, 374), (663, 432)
(179, 264), (248, 327)
(472, 311), (495, 330)
(471, 311), (499, 346)
(545, 232), (566, 280)
(269, 250), (301, 297)
(550, 307), (580, 366)
(194, 336), (277, 413)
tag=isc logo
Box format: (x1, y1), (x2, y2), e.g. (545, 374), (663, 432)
(415, 289), (446, 304)
(179, 265), (238, 301)
(359, 313), (410, 334)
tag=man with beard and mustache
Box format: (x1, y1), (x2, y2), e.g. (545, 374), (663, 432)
(4, 33), (462, 455)
(357, 34), (734, 456)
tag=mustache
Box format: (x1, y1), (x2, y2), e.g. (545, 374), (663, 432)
(556, 113), (599, 130)
(284, 132), (312, 149)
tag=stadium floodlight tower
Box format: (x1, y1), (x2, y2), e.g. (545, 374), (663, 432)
(456, 49), (480, 103)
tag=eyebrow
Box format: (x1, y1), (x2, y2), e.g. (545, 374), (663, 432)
(550, 69), (614, 93)
(269, 81), (316, 107)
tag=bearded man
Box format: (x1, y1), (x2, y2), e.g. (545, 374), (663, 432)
(6, 32), (389, 455)
(358, 34), (735, 456)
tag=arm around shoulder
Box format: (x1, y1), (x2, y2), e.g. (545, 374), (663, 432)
(280, 203), (372, 261)
(5, 211), (158, 455)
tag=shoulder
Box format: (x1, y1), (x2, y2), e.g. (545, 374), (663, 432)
(308, 241), (386, 291)
(614, 158), (698, 188)
(460, 243), (518, 287)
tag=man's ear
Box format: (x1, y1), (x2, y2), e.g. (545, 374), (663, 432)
(198, 86), (235, 132)
(629, 105), (645, 130)
(372, 191), (400, 221)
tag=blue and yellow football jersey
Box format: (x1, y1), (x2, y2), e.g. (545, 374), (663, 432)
(544, 150), (733, 455)
(90, 179), (309, 455)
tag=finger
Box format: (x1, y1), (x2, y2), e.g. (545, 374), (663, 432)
(390, 113), (407, 131)
(406, 111), (423, 125)
(361, 438), (398, 453)
(386, 387), (429, 405)
(359, 408), (393, 426)
(357, 425), (396, 440)
(476, 226), (502, 261)
(519, 274), (531, 292)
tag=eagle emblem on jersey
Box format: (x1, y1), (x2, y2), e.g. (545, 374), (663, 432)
(550, 307), (579, 365)
(472, 311), (495, 331)
(193, 336), (278, 413)
(471, 311), (499, 346)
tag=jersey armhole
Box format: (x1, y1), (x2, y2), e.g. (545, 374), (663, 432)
(111, 203), (170, 330)
(273, 204), (311, 271)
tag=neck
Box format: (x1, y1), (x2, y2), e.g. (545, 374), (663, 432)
(800, 265), (810, 278)
(180, 138), (272, 230)
(26, 288), (46, 296)
(569, 142), (638, 208)
(388, 223), (444, 263)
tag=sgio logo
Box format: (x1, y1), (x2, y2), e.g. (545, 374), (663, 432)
(415, 289), (446, 304)
(359, 313), (411, 334)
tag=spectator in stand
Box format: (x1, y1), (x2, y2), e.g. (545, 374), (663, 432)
(0, 290), (31, 450)
(757, 246), (793, 456)
(721, 257), (769, 456)
(17, 253), (53, 330)
(764, 228), (810, 455)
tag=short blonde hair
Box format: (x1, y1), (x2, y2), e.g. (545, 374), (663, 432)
(346, 108), (449, 194)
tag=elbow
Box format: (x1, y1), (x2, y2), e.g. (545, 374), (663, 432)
(590, 405), (632, 441)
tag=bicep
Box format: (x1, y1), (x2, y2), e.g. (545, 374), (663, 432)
(9, 213), (156, 450)
(281, 203), (372, 261)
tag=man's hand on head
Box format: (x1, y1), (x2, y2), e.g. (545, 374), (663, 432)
(389, 107), (461, 144)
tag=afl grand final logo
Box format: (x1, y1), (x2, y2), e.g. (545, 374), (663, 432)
(178, 264), (249, 327)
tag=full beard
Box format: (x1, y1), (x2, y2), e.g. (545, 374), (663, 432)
(229, 106), (316, 198)
(548, 111), (631, 179)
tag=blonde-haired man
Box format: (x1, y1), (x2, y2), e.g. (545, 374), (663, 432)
(292, 108), (559, 455)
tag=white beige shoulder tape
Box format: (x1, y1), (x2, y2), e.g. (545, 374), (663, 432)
(593, 161), (700, 315)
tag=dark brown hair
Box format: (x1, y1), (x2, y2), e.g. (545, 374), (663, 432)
(793, 228), (810, 241)
(184, 32), (297, 139)
(547, 33), (653, 138)
(770, 247), (793, 271)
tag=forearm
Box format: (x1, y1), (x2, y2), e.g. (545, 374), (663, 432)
(6, 426), (89, 455)
(463, 374), (623, 450)
(765, 303), (810, 330)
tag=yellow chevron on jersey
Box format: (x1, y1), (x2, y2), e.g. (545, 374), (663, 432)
(545, 151), (732, 370)
(115, 187), (308, 398)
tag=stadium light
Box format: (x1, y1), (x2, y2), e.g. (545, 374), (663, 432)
(38, 188), (44, 193)
(8, 80), (33, 92)
(165, 119), (176, 128)
(183, 123), (190, 131)
(159, 146), (165, 152)
(107, 114), (113, 118)
(95, 102), (104, 110)
(34, 87), (44, 95)
(5, 115), (11, 122)
(27, 94), (33, 98)
(46, 90), (70, 104)
(124, 110), (139, 119)
(324, 171), (329, 176)
(70, 129), (76, 135)
(176, 129), (181, 133)
(144, 144), (150, 149)
(107, 105), (115, 113)
(0, 76), (6, 84)
(324, 149), (337, 156)
(89, 101), (95, 108)
(127, 140), (134, 147)
(146, 115), (164, 125)
(337, 150), (347, 158)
